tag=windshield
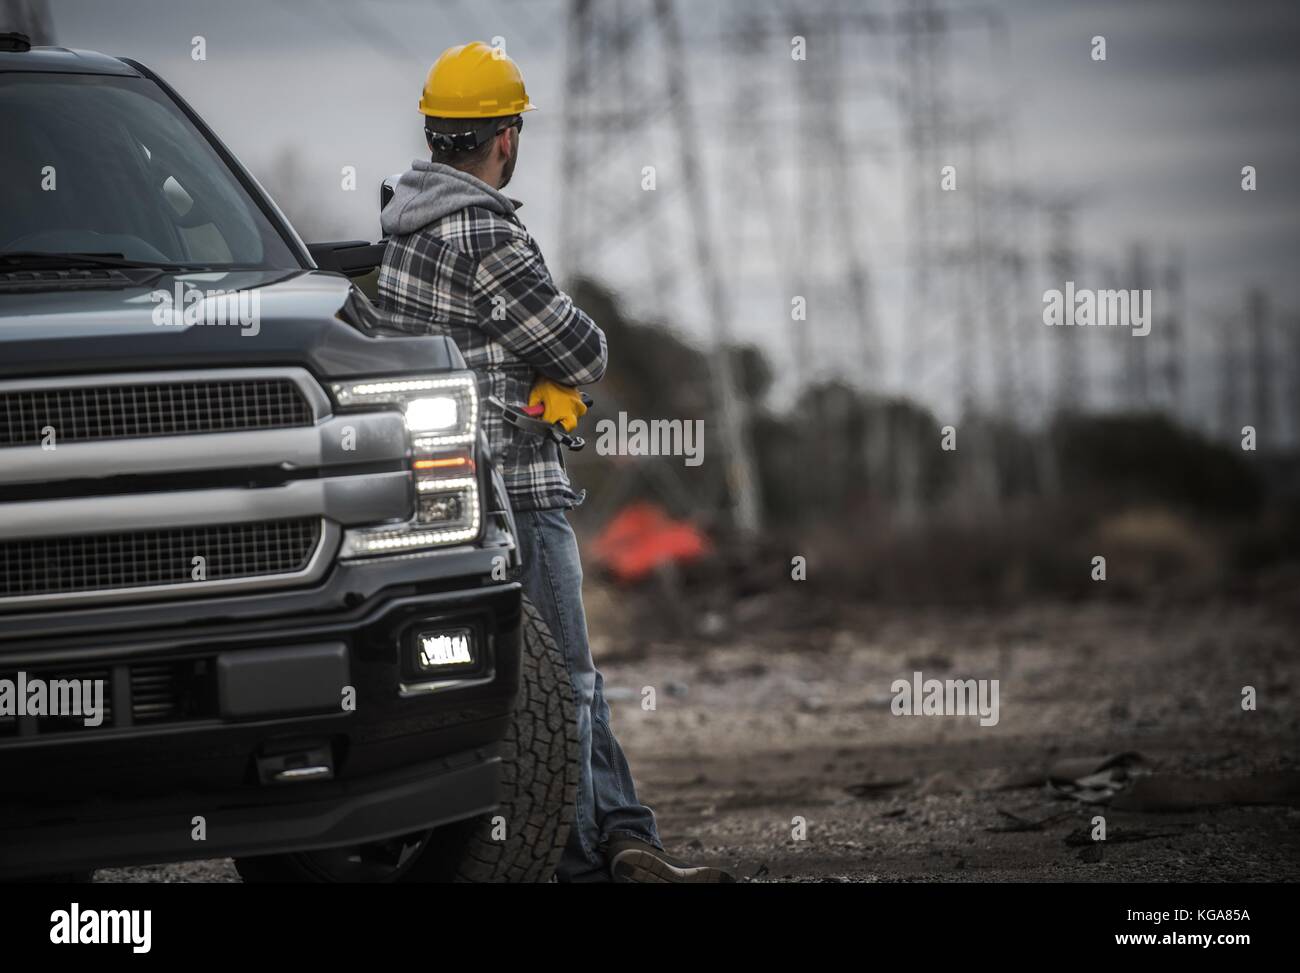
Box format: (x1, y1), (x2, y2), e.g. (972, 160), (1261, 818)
(0, 72), (300, 269)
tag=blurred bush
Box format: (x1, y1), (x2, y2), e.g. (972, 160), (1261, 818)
(564, 278), (1295, 610)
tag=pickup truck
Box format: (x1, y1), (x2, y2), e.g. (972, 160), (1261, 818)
(0, 33), (577, 882)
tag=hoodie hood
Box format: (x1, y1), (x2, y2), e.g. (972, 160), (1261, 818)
(380, 160), (518, 237)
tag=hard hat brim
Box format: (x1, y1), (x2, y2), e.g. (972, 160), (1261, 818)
(418, 101), (538, 119)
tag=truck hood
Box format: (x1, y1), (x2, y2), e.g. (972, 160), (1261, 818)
(0, 269), (464, 382)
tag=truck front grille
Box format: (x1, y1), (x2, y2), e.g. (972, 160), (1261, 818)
(0, 376), (313, 448)
(0, 518), (322, 599)
(131, 660), (216, 724)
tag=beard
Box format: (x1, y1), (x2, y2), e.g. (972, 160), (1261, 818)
(498, 138), (519, 189)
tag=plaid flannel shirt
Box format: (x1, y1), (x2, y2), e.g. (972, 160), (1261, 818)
(378, 203), (607, 512)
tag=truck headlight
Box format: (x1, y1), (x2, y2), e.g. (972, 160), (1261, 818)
(332, 372), (483, 557)
(405, 395), (459, 435)
(331, 374), (478, 449)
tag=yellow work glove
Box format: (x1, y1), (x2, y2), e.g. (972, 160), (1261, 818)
(527, 378), (588, 433)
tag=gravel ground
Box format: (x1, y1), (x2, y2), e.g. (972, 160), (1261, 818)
(96, 598), (1300, 883)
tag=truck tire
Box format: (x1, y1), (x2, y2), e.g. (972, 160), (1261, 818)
(234, 596), (578, 882)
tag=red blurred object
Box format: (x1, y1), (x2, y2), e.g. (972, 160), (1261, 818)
(589, 502), (712, 584)
(522, 402), (545, 417)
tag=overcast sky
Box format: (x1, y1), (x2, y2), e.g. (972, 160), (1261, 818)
(30, 0), (1300, 429)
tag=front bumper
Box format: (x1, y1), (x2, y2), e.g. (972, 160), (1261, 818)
(0, 747), (499, 878)
(0, 575), (524, 877)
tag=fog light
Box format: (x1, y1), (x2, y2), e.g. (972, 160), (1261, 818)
(416, 629), (474, 670)
(418, 491), (464, 525)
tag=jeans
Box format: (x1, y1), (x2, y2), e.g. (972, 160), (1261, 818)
(514, 508), (661, 881)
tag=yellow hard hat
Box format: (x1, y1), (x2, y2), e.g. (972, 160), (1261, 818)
(418, 41), (537, 119)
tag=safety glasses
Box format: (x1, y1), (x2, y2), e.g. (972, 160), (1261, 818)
(427, 115), (522, 154)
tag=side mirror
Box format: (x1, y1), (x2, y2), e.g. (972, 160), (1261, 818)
(380, 174), (400, 214)
(307, 240), (385, 279)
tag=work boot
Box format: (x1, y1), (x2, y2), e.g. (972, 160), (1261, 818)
(604, 836), (735, 883)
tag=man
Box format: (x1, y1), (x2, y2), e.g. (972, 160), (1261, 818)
(378, 41), (731, 883)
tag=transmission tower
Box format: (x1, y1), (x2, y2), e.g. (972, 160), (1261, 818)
(893, 0), (1012, 514)
(560, 0), (762, 533)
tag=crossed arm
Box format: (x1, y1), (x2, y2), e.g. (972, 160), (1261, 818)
(472, 237), (608, 387)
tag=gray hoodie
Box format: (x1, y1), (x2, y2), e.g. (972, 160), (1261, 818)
(380, 160), (518, 237)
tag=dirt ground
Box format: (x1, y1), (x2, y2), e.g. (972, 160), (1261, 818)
(96, 596), (1300, 883)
